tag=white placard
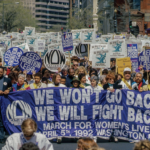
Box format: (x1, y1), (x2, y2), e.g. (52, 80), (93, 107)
(108, 39), (127, 58)
(89, 44), (108, 61)
(92, 49), (110, 68)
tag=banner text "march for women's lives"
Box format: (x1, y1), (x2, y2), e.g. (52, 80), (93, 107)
(1, 88), (150, 141)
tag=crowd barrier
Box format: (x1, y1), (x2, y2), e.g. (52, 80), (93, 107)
(1, 87), (150, 142)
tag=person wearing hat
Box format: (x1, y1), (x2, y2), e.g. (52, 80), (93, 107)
(118, 67), (135, 90)
(71, 78), (82, 88)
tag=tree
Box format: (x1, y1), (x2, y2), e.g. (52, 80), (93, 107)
(0, 0), (38, 32)
(67, 4), (93, 30)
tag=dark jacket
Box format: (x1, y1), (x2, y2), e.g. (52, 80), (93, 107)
(132, 82), (147, 90)
(103, 83), (122, 90)
(65, 76), (74, 87)
(2, 77), (12, 92)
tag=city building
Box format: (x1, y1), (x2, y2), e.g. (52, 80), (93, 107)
(21, 0), (69, 32)
(21, 0), (35, 17)
(98, 0), (114, 34)
(35, 0), (69, 31)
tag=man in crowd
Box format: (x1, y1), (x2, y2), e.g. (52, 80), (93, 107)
(0, 66), (12, 94)
(132, 72), (148, 91)
(65, 68), (75, 87)
(30, 73), (47, 89)
(119, 67), (134, 89)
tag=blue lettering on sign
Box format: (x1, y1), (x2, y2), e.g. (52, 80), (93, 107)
(62, 33), (73, 52)
(19, 52), (42, 75)
(4, 47), (24, 67)
(138, 49), (150, 70)
(1, 88), (150, 141)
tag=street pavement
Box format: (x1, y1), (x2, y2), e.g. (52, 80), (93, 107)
(0, 139), (135, 150)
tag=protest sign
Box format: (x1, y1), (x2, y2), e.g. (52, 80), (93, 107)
(116, 57), (131, 75)
(127, 44), (138, 72)
(141, 40), (150, 50)
(12, 40), (26, 47)
(4, 47), (23, 67)
(25, 27), (35, 36)
(109, 39), (127, 58)
(113, 35), (123, 39)
(81, 29), (96, 44)
(71, 30), (81, 43)
(36, 39), (45, 52)
(1, 88), (150, 142)
(26, 36), (37, 46)
(16, 43), (30, 53)
(62, 32), (73, 52)
(101, 35), (113, 43)
(44, 50), (66, 72)
(138, 49), (150, 70)
(74, 44), (88, 58)
(92, 49), (110, 68)
(19, 52), (42, 74)
(17, 33), (26, 40)
(89, 44), (108, 61)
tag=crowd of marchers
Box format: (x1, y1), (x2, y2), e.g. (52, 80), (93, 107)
(0, 56), (150, 150)
(0, 56), (149, 95)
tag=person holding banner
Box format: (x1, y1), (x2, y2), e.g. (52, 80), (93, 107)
(78, 73), (90, 88)
(48, 73), (66, 87)
(30, 73), (47, 89)
(118, 67), (134, 90)
(103, 73), (122, 91)
(86, 76), (103, 91)
(2, 118), (54, 150)
(12, 74), (30, 91)
(71, 78), (82, 88)
(132, 73), (148, 91)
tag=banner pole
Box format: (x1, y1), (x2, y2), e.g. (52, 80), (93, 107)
(88, 44), (90, 59)
(69, 51), (71, 68)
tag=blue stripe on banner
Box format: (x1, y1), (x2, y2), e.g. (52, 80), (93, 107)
(0, 88), (150, 141)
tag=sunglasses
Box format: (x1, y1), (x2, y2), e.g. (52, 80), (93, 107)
(74, 64), (78, 66)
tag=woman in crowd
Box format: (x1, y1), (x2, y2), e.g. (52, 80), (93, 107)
(12, 74), (30, 91)
(103, 73), (122, 92)
(76, 138), (98, 150)
(2, 118), (54, 150)
(75, 66), (90, 84)
(48, 73), (66, 87)
(86, 76), (103, 91)
(98, 75), (106, 88)
(78, 73), (90, 88)
(71, 78), (82, 88)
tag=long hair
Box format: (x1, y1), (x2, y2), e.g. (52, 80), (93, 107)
(52, 73), (61, 83)
(75, 66), (87, 76)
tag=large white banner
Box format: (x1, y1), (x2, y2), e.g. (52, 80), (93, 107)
(108, 39), (127, 58)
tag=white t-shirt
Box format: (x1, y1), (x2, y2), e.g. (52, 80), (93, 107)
(48, 83), (66, 87)
(119, 80), (131, 89)
(2, 132), (54, 150)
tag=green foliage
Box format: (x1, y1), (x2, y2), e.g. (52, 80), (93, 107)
(0, 0), (37, 32)
(68, 6), (93, 30)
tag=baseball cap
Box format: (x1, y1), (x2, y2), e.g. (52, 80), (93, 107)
(124, 67), (131, 72)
